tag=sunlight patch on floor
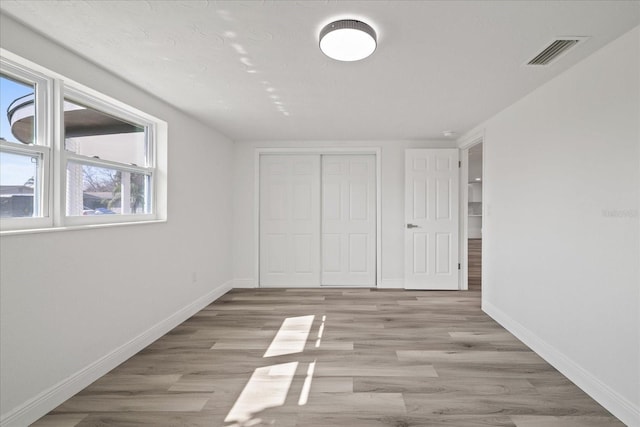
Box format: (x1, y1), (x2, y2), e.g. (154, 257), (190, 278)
(263, 315), (315, 358)
(224, 361), (298, 424)
(298, 360), (316, 406)
(315, 315), (326, 348)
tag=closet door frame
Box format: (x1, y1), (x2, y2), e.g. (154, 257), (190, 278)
(255, 147), (381, 288)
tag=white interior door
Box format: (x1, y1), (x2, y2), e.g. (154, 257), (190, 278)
(404, 149), (459, 290)
(321, 155), (376, 286)
(260, 155), (320, 287)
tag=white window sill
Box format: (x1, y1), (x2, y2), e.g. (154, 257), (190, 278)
(0, 219), (167, 236)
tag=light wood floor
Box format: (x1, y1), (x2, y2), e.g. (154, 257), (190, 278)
(34, 288), (622, 426)
(468, 239), (482, 291)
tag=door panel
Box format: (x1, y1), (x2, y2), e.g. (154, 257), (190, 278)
(405, 149), (459, 290)
(260, 155), (320, 287)
(321, 155), (376, 286)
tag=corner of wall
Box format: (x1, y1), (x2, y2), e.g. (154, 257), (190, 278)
(483, 301), (640, 427)
(233, 279), (258, 289)
(0, 280), (233, 427)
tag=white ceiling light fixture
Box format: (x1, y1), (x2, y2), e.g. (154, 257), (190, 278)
(319, 19), (377, 61)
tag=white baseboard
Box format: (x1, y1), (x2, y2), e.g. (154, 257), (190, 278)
(0, 280), (233, 427)
(234, 279), (407, 289)
(233, 278), (257, 288)
(483, 300), (640, 427)
(378, 279), (404, 289)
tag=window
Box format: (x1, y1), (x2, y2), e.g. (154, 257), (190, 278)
(0, 52), (165, 233)
(62, 91), (154, 221)
(0, 63), (50, 227)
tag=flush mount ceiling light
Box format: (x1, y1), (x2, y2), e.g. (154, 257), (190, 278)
(319, 19), (377, 61)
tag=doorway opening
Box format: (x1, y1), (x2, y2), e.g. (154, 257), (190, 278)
(466, 142), (483, 291)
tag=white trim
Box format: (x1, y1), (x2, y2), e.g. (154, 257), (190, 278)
(375, 150), (382, 289)
(253, 149), (260, 290)
(0, 218), (166, 237)
(254, 147), (382, 288)
(64, 154), (154, 175)
(0, 280), (233, 427)
(459, 148), (470, 291)
(457, 129), (485, 150)
(52, 78), (64, 227)
(378, 279), (404, 289)
(233, 278), (257, 288)
(483, 301), (639, 427)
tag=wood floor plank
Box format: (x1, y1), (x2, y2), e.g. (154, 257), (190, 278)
(77, 374), (182, 393)
(31, 414), (88, 427)
(396, 350), (547, 364)
(353, 377), (535, 395)
(34, 288), (623, 426)
(468, 238), (482, 290)
(52, 393), (211, 413)
(402, 393), (614, 417)
(510, 415), (625, 426)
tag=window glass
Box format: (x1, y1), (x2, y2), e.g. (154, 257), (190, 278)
(64, 99), (146, 166)
(66, 162), (150, 216)
(128, 172), (151, 214)
(0, 150), (41, 218)
(1, 74), (35, 145)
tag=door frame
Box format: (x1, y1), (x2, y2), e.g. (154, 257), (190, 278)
(254, 147), (382, 288)
(458, 132), (484, 290)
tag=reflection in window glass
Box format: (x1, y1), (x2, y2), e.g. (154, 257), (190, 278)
(64, 99), (146, 166)
(128, 172), (151, 214)
(0, 151), (40, 218)
(66, 162), (150, 216)
(0, 74), (35, 145)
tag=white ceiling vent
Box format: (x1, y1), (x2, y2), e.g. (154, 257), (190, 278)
(526, 37), (588, 66)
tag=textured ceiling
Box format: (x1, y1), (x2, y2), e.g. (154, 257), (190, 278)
(1, 1), (638, 141)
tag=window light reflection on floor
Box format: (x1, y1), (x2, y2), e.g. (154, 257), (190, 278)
(263, 315), (315, 358)
(224, 361), (298, 425)
(298, 359), (316, 406)
(316, 315), (326, 348)
(225, 314), (326, 425)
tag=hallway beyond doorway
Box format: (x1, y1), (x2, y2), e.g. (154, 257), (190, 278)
(468, 238), (482, 291)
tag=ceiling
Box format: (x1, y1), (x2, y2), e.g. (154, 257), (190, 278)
(1, 1), (638, 142)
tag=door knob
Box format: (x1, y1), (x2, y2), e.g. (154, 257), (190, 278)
(406, 224), (420, 229)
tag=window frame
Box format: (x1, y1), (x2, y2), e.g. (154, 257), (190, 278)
(0, 59), (53, 230)
(61, 86), (157, 226)
(0, 50), (166, 234)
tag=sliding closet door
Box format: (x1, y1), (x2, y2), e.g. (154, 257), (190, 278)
(259, 155), (321, 287)
(321, 155), (376, 286)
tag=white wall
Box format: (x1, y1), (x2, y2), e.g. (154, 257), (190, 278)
(232, 140), (455, 288)
(0, 15), (234, 426)
(468, 26), (639, 425)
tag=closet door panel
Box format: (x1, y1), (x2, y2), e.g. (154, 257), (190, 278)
(260, 155), (320, 287)
(321, 155), (376, 286)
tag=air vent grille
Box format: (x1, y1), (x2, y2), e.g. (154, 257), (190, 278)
(527, 38), (583, 66)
